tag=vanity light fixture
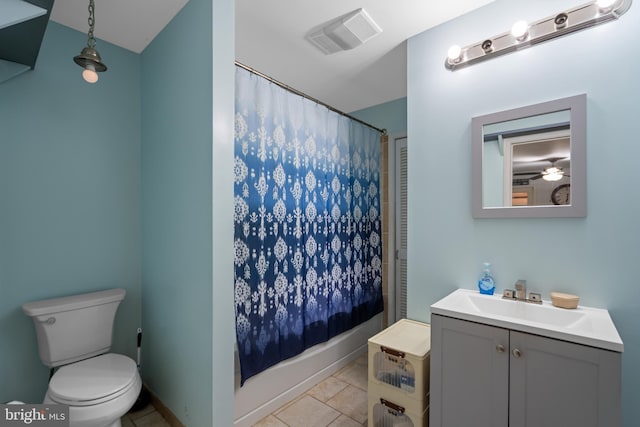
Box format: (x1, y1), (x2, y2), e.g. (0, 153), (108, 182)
(445, 0), (632, 70)
(73, 0), (107, 83)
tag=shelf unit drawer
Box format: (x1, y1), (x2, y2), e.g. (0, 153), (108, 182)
(368, 319), (431, 404)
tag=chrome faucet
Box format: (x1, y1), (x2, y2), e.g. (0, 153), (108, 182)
(515, 280), (527, 300)
(502, 280), (542, 304)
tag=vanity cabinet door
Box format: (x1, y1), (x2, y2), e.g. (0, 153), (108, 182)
(509, 331), (622, 427)
(431, 315), (509, 427)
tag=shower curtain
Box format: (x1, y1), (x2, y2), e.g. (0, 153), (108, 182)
(234, 66), (383, 385)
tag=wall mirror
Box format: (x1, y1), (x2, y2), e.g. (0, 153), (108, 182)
(472, 94), (586, 218)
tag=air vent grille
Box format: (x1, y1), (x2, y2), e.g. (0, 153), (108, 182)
(307, 8), (382, 55)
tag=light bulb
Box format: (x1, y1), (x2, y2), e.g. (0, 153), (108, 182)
(511, 20), (529, 40)
(82, 65), (98, 84)
(542, 167), (564, 181)
(543, 173), (563, 182)
(447, 45), (462, 63)
(596, 0), (617, 10)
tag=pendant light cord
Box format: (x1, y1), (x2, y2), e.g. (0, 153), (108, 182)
(87, 0), (96, 48)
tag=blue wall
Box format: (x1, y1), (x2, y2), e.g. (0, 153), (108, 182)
(0, 1), (235, 421)
(350, 97), (407, 136)
(0, 0), (235, 420)
(407, 0), (640, 425)
(0, 22), (141, 403)
(140, 0), (234, 424)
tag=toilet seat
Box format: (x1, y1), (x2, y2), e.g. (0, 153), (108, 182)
(48, 353), (139, 407)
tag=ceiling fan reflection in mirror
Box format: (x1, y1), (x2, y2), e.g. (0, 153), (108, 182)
(514, 157), (570, 182)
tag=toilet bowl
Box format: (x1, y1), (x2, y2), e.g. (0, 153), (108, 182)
(22, 289), (141, 427)
(44, 354), (142, 427)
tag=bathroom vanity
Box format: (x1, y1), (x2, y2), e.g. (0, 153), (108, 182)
(429, 289), (623, 427)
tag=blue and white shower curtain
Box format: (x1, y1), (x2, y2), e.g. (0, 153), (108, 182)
(234, 67), (383, 385)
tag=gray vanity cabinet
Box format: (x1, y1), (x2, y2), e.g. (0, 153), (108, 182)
(431, 314), (621, 427)
(430, 315), (509, 427)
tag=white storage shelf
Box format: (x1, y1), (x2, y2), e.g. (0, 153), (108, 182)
(369, 394), (429, 427)
(368, 319), (431, 423)
(373, 347), (417, 391)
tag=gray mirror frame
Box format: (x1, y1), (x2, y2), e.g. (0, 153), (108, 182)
(472, 94), (586, 218)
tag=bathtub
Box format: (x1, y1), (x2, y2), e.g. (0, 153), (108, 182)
(233, 313), (383, 426)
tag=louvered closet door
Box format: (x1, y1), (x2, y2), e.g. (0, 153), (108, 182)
(394, 137), (408, 320)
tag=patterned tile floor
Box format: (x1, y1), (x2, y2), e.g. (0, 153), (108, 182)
(119, 352), (368, 427)
(252, 352), (369, 427)
(121, 401), (171, 427)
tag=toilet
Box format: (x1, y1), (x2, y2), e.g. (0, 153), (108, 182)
(22, 288), (141, 427)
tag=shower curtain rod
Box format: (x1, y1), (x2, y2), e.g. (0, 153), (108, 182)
(235, 61), (387, 135)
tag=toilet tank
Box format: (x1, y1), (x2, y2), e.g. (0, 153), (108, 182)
(22, 288), (126, 367)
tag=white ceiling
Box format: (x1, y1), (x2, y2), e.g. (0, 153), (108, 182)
(235, 1), (494, 112)
(50, 0), (190, 54)
(50, 0), (495, 112)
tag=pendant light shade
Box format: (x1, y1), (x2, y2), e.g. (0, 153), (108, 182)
(74, 47), (107, 71)
(74, 0), (107, 83)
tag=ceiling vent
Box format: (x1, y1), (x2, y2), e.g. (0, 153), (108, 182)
(307, 8), (382, 55)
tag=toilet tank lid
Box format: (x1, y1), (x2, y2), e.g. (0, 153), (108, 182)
(22, 288), (126, 317)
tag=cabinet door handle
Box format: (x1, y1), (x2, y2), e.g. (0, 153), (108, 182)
(512, 348), (522, 358)
(496, 344), (505, 353)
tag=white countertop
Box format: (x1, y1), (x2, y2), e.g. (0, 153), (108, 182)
(431, 289), (623, 352)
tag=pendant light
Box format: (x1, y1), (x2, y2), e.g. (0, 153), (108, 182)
(73, 0), (107, 83)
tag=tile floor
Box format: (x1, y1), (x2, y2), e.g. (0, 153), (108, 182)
(121, 401), (172, 427)
(119, 352), (369, 427)
(252, 352), (369, 427)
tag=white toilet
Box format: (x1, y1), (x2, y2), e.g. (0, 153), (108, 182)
(22, 288), (142, 427)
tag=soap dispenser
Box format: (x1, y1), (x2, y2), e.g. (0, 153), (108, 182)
(478, 262), (496, 295)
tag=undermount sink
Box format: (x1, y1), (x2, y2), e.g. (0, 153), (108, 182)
(431, 289), (623, 352)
